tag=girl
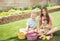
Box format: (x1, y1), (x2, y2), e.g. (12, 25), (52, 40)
(38, 7), (58, 36)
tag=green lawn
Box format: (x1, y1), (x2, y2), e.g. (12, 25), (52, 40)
(0, 11), (60, 41)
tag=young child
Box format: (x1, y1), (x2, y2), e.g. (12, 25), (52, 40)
(39, 19), (53, 40)
(40, 19), (49, 34)
(26, 13), (38, 33)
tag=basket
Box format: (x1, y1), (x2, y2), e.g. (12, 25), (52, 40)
(26, 32), (38, 41)
(18, 28), (26, 39)
(18, 32), (26, 39)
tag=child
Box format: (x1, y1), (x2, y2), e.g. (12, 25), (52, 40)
(39, 19), (53, 40)
(26, 13), (38, 33)
(40, 19), (49, 34)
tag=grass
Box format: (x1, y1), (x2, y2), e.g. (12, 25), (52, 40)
(0, 11), (60, 41)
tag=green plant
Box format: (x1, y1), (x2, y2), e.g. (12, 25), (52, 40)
(46, 4), (54, 7)
(24, 6), (32, 10)
(0, 12), (9, 16)
(33, 5), (41, 9)
(11, 7), (17, 10)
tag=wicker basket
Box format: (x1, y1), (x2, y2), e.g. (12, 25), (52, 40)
(26, 32), (38, 41)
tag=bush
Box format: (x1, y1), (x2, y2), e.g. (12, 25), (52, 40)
(0, 9), (10, 12)
(24, 6), (32, 10)
(46, 4), (54, 7)
(33, 5), (41, 9)
(11, 7), (17, 10)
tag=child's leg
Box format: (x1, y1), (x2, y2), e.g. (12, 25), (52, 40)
(46, 27), (58, 35)
(46, 34), (53, 40)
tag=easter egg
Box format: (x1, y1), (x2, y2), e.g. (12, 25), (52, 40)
(39, 35), (47, 40)
(46, 36), (50, 40)
(39, 36), (43, 40)
(42, 35), (46, 40)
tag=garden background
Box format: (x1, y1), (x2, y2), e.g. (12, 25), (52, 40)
(0, 0), (60, 41)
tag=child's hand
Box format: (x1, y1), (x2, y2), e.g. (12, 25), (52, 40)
(43, 29), (49, 35)
(34, 29), (37, 32)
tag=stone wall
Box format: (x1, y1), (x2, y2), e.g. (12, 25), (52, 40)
(0, 8), (60, 24)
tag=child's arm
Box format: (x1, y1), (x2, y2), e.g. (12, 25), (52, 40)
(26, 25), (29, 32)
(26, 20), (30, 32)
(35, 26), (38, 32)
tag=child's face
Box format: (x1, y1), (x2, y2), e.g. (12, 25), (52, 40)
(31, 14), (36, 19)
